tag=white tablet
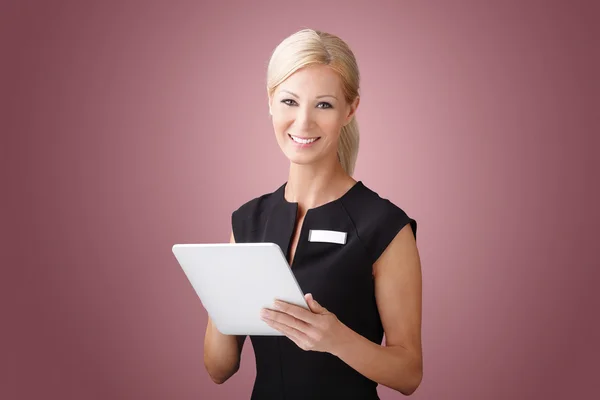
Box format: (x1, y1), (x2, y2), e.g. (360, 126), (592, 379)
(172, 242), (309, 335)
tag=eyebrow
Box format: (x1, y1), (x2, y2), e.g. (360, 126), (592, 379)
(280, 89), (338, 100)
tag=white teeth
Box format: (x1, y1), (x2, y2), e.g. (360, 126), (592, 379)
(290, 135), (318, 144)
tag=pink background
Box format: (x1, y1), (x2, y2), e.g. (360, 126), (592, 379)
(2, 1), (598, 399)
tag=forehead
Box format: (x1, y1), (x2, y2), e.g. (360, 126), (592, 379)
(276, 64), (343, 96)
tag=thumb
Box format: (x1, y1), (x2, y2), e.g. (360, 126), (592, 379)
(305, 293), (326, 313)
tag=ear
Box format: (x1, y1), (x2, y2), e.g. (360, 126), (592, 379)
(344, 95), (360, 125)
(268, 93), (273, 116)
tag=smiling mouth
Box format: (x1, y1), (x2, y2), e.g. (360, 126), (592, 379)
(288, 134), (321, 144)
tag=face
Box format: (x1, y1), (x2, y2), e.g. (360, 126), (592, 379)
(268, 64), (359, 168)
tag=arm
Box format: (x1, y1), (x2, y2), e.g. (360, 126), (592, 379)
(333, 223), (423, 395)
(203, 231), (247, 384)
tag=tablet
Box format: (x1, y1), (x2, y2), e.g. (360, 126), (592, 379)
(172, 242), (309, 335)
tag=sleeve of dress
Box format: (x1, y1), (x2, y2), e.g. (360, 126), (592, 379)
(231, 197), (264, 244)
(231, 208), (241, 243)
(363, 199), (417, 265)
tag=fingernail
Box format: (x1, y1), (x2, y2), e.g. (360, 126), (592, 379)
(260, 309), (268, 317)
(273, 301), (282, 310)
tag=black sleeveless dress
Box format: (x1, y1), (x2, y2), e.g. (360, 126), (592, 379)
(231, 180), (417, 400)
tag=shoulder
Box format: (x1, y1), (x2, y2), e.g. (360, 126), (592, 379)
(231, 183), (284, 240)
(342, 181), (416, 233)
(341, 181), (417, 263)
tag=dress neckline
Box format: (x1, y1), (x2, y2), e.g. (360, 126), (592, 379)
(278, 180), (363, 213)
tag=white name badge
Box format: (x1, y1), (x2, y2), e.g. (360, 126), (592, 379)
(308, 229), (347, 245)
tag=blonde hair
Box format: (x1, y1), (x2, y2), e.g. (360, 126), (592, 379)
(266, 29), (360, 176)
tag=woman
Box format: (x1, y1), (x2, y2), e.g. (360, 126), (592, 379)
(204, 28), (423, 399)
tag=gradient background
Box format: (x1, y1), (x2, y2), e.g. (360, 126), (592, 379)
(2, 1), (598, 399)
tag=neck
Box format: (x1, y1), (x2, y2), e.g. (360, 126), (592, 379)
(285, 155), (355, 212)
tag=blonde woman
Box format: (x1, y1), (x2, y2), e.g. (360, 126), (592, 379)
(204, 29), (423, 399)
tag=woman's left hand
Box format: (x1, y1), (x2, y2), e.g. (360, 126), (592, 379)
(260, 293), (348, 354)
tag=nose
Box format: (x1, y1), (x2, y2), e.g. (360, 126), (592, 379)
(294, 104), (316, 129)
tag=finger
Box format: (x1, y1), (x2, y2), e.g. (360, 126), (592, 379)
(305, 293), (327, 314)
(263, 316), (309, 346)
(262, 308), (311, 332)
(273, 300), (318, 324)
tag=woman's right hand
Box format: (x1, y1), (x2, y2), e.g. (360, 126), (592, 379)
(203, 231), (247, 384)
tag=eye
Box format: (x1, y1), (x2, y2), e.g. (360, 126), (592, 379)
(281, 99), (334, 109)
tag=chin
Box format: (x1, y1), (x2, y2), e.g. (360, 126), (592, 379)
(284, 151), (318, 166)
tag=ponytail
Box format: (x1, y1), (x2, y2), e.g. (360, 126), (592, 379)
(337, 117), (359, 176)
